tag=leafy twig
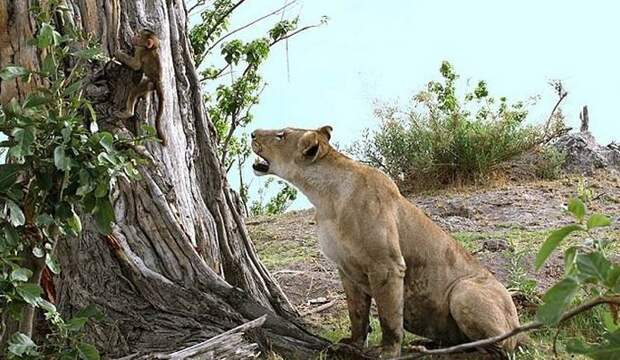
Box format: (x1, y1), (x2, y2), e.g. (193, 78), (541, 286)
(206, 0), (299, 55)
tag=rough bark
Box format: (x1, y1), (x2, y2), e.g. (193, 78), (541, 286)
(0, 1), (338, 358)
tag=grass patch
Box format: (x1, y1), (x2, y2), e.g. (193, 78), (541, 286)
(317, 312), (419, 347)
(251, 228), (320, 270)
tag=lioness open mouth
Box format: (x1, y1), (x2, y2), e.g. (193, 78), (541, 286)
(252, 156), (270, 173)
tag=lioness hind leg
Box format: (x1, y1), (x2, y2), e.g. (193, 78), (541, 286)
(449, 280), (520, 351)
(339, 270), (371, 347)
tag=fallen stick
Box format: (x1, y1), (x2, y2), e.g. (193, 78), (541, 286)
(300, 300), (337, 316)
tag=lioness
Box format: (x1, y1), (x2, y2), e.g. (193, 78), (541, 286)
(251, 126), (521, 358)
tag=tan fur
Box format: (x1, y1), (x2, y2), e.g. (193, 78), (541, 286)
(115, 29), (166, 145)
(251, 126), (521, 358)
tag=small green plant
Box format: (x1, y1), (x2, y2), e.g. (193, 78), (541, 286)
(249, 179), (297, 216)
(534, 146), (566, 180)
(576, 177), (596, 204)
(533, 197), (618, 358)
(505, 249), (539, 304)
(352, 61), (562, 190)
(1, 4), (143, 358)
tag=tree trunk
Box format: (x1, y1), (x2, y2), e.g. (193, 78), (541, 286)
(0, 1), (336, 358)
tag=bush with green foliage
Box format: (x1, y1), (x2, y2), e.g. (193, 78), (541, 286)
(249, 179), (297, 216)
(534, 146), (566, 180)
(352, 61), (559, 189)
(532, 197), (618, 358)
(0, 5), (144, 358)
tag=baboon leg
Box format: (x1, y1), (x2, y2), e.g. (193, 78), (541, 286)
(126, 78), (150, 114)
(339, 270), (371, 348)
(117, 78), (150, 118)
(369, 264), (405, 358)
(449, 280), (519, 352)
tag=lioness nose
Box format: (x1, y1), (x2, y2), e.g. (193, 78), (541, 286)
(251, 131), (257, 139)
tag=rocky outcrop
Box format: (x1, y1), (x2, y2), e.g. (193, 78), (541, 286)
(553, 132), (620, 174)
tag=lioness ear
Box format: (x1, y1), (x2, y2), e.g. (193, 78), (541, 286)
(318, 125), (333, 141)
(299, 132), (321, 162)
(146, 38), (155, 49)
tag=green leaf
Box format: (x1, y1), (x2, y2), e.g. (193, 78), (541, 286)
(94, 198), (115, 234)
(67, 316), (88, 332)
(11, 126), (35, 157)
(602, 311), (620, 332)
(566, 329), (620, 359)
(0, 163), (22, 190)
(40, 53), (58, 75)
(535, 224), (583, 270)
(575, 252), (611, 283)
(536, 277), (580, 325)
(0, 65), (29, 80)
(23, 94), (50, 108)
(98, 132), (114, 152)
(6, 199), (25, 226)
(75, 304), (104, 321)
(567, 197), (586, 222)
(8, 333), (38, 356)
(35, 213), (55, 226)
(608, 266), (620, 290)
(587, 213), (611, 230)
(94, 180), (108, 198)
(66, 209), (83, 234)
(84, 101), (98, 125)
(64, 80), (83, 95)
(16, 283), (43, 305)
(46, 253), (61, 274)
(10, 267), (33, 282)
(77, 342), (100, 360)
(37, 22), (61, 48)
(37, 298), (57, 313)
(564, 246), (577, 275)
(4, 225), (20, 246)
(54, 145), (70, 170)
(74, 47), (102, 60)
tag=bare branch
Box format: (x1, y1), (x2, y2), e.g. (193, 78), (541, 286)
(300, 300), (337, 317)
(206, 0), (299, 55)
(270, 23), (321, 46)
(187, 0), (206, 15)
(543, 80), (568, 136)
(201, 0), (248, 53)
(396, 296), (620, 359)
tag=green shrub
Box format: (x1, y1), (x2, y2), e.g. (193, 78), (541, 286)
(352, 61), (557, 189)
(535, 146), (566, 180)
(250, 179), (298, 216)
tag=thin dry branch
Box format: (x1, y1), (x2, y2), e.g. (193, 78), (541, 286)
(299, 300), (337, 317)
(206, 0), (299, 55)
(543, 81), (568, 138)
(396, 296), (620, 359)
(270, 24), (321, 46)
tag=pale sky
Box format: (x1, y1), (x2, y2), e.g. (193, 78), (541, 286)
(223, 0), (619, 210)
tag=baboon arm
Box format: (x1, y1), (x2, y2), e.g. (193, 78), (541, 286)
(115, 50), (142, 71)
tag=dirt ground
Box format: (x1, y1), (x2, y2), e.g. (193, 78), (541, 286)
(247, 171), (620, 358)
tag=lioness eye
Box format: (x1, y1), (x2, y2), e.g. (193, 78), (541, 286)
(275, 132), (285, 140)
